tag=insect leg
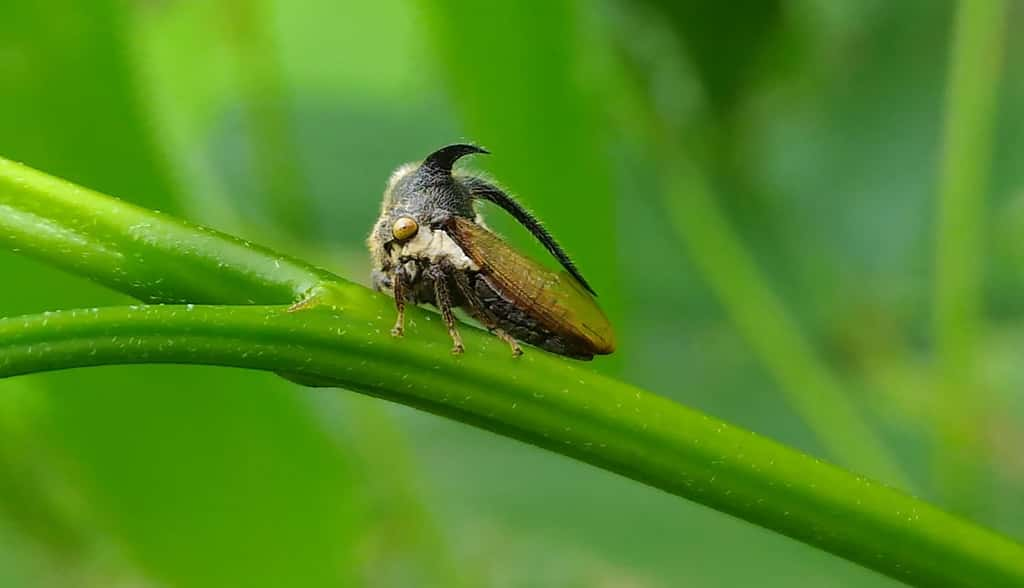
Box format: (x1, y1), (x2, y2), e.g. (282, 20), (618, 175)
(428, 264), (464, 355)
(451, 271), (523, 358)
(493, 328), (523, 357)
(286, 295), (318, 313)
(390, 267), (407, 337)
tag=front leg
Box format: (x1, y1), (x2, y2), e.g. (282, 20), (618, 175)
(390, 266), (408, 337)
(428, 263), (464, 355)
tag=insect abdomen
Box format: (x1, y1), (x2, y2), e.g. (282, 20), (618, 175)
(470, 274), (596, 360)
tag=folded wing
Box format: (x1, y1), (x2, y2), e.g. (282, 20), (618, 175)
(447, 217), (615, 355)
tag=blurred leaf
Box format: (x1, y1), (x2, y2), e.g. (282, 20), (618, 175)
(218, 0), (313, 235)
(932, 0), (1008, 514)
(0, 0), (177, 208)
(635, 0), (784, 115)
(0, 2), (363, 586)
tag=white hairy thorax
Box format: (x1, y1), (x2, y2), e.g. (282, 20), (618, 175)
(390, 226), (479, 279)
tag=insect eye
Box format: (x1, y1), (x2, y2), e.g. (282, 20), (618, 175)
(392, 216), (419, 241)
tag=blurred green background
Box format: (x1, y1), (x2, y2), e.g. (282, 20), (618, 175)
(0, 1), (1022, 586)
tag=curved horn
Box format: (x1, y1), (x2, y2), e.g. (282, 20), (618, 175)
(421, 144), (489, 173)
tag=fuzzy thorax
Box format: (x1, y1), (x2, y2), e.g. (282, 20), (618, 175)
(390, 227), (479, 274)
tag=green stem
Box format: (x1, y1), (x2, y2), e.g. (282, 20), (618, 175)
(1, 304), (1022, 587)
(2, 155), (1023, 586)
(663, 160), (909, 488)
(0, 157), (335, 305)
(933, 0), (1007, 511)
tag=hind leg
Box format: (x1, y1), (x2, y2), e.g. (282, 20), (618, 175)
(450, 270), (522, 357)
(491, 327), (523, 357)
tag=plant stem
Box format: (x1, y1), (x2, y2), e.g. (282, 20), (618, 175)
(0, 304), (1022, 587)
(0, 157), (336, 305)
(663, 161), (909, 488)
(933, 0), (1007, 512)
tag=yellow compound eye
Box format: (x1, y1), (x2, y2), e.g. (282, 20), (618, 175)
(392, 216), (419, 241)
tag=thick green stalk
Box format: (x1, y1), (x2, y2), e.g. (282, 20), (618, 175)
(0, 157), (334, 305)
(933, 0), (1006, 512)
(1, 305), (1023, 587)
(2, 155), (1024, 585)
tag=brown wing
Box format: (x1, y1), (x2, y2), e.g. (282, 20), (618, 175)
(448, 216), (615, 355)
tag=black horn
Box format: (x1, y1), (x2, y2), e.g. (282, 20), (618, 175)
(421, 143), (489, 173)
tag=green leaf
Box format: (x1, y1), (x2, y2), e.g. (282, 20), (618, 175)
(932, 0), (1008, 514)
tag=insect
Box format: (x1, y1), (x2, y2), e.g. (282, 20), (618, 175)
(367, 144), (615, 360)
